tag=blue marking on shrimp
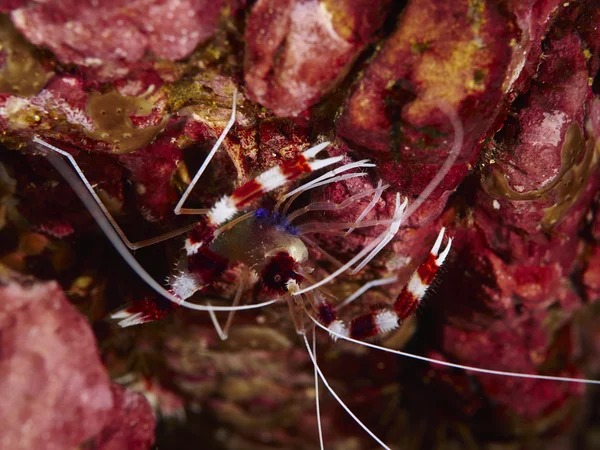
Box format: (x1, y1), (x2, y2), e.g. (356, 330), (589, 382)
(254, 208), (299, 235)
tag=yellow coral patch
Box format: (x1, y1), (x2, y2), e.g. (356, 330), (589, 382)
(320, 0), (356, 41)
(409, 39), (492, 117)
(0, 15), (51, 97)
(84, 90), (168, 154)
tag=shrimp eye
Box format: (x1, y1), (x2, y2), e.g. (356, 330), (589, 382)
(261, 252), (302, 294)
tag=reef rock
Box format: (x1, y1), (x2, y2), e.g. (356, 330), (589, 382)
(0, 278), (113, 450)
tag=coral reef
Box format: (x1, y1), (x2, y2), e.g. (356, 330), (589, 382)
(0, 274), (155, 450)
(1, 0), (600, 449)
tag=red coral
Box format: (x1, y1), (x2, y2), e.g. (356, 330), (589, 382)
(0, 277), (157, 449)
(117, 129), (183, 221)
(583, 245), (600, 301)
(439, 317), (584, 421)
(0, 279), (114, 450)
(90, 383), (156, 450)
(16, 148), (125, 237)
(331, 0), (515, 241)
(464, 22), (600, 316)
(245, 0), (390, 116)
(8, 0), (237, 73)
(338, 0), (513, 157)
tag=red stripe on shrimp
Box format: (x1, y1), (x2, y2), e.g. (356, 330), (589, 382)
(417, 253), (440, 285)
(260, 251), (303, 295)
(188, 247), (229, 284)
(231, 179), (265, 207)
(185, 220), (217, 255)
(317, 302), (338, 327)
(393, 288), (419, 320)
(349, 313), (379, 340)
(280, 154), (312, 179)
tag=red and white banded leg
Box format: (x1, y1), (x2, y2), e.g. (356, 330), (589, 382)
(111, 247), (227, 327)
(113, 246), (237, 328)
(313, 228), (452, 340)
(111, 295), (180, 327)
(393, 227), (451, 320)
(182, 142), (337, 258)
(310, 291), (348, 338)
(114, 222), (237, 327)
(174, 87), (337, 222)
(207, 141), (337, 225)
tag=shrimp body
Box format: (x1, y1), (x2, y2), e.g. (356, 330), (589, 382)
(210, 210), (308, 274)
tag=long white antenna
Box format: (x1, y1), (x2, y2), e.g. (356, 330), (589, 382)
(345, 179), (386, 236)
(174, 89), (238, 215)
(338, 276), (398, 310)
(312, 327), (325, 450)
(302, 333), (392, 449)
(293, 193), (404, 296)
(402, 101), (464, 223)
(309, 315), (600, 385)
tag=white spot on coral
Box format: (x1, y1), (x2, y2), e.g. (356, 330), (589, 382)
(117, 80), (144, 97)
(493, 199), (500, 210)
(540, 110), (567, 147)
(10, 10), (26, 29)
(506, 56), (527, 91)
(386, 254), (411, 271)
(31, 90), (94, 130)
(268, 0), (351, 115)
(83, 58), (102, 67)
(317, 1), (341, 40)
(0, 97), (29, 117)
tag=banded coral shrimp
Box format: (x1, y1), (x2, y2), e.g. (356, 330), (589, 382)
(30, 88), (600, 450)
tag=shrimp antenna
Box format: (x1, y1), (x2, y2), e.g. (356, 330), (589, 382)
(402, 101), (464, 223)
(33, 137), (279, 313)
(312, 327), (325, 450)
(174, 88), (238, 215)
(293, 193), (406, 296)
(302, 332), (391, 449)
(309, 315), (600, 385)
